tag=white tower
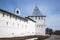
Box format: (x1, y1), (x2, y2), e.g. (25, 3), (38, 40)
(28, 6), (46, 35)
(14, 8), (21, 15)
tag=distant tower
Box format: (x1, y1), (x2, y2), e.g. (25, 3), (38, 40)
(28, 6), (46, 35)
(14, 8), (21, 15)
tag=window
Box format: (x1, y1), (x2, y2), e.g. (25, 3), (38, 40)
(44, 25), (45, 27)
(37, 25), (40, 27)
(7, 14), (8, 17)
(10, 15), (11, 19)
(37, 25), (43, 27)
(35, 17), (37, 20)
(15, 17), (17, 20)
(13, 16), (14, 18)
(20, 19), (21, 21)
(35, 32), (37, 34)
(3, 13), (4, 17)
(44, 18), (45, 22)
(17, 17), (19, 20)
(6, 22), (8, 25)
(39, 25), (40, 27)
(39, 17), (40, 20)
(37, 25), (38, 27)
(32, 32), (34, 34)
(12, 33), (14, 35)
(24, 20), (25, 22)
(41, 25), (43, 27)
(17, 11), (19, 14)
(41, 17), (43, 20)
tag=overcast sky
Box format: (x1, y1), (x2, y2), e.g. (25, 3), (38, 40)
(0, 0), (60, 30)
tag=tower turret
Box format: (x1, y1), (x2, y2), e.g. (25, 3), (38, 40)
(28, 5), (46, 35)
(32, 5), (42, 16)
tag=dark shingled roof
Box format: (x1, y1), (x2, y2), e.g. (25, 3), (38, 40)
(25, 17), (36, 22)
(28, 16), (46, 17)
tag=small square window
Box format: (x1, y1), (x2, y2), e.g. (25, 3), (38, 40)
(3, 13), (4, 17)
(10, 15), (11, 19)
(41, 25), (43, 27)
(35, 17), (37, 20)
(6, 22), (8, 25)
(44, 19), (45, 22)
(39, 17), (40, 20)
(12, 33), (14, 35)
(39, 25), (40, 27)
(32, 32), (34, 33)
(15, 17), (17, 20)
(7, 14), (8, 16)
(37, 25), (38, 27)
(41, 17), (43, 20)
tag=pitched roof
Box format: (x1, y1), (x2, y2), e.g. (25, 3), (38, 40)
(32, 6), (46, 17)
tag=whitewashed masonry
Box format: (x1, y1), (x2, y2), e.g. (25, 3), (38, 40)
(0, 6), (46, 38)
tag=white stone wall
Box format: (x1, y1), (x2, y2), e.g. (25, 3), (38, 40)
(0, 11), (35, 38)
(29, 16), (46, 35)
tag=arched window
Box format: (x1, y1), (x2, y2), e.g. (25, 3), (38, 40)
(17, 11), (19, 14)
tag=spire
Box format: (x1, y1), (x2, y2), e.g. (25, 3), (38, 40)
(32, 6), (43, 16)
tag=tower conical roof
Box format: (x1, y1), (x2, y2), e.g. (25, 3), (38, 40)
(32, 6), (44, 16)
